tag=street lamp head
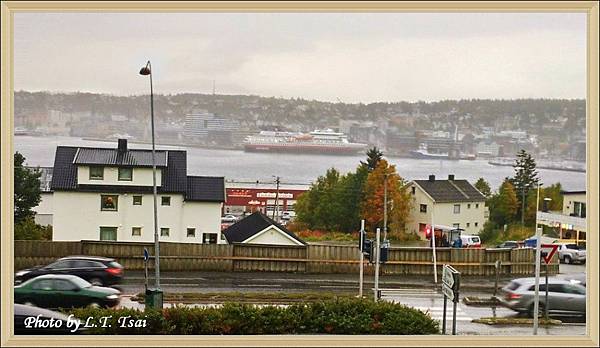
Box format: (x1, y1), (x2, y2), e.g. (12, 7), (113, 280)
(139, 61), (151, 75)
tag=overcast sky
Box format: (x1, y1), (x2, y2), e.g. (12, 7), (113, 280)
(14, 12), (586, 103)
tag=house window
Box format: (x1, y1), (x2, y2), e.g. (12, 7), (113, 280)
(160, 228), (170, 237)
(118, 167), (133, 181)
(203, 233), (217, 244)
(101, 195), (118, 211)
(475, 203), (479, 209)
(161, 196), (171, 206)
(420, 204), (427, 213)
(132, 227), (142, 236)
(133, 195), (142, 205)
(99, 227), (117, 241)
(453, 204), (461, 214)
(187, 228), (196, 237)
(475, 222), (478, 227)
(411, 187), (416, 195)
(89, 166), (104, 180)
(467, 203), (471, 209)
(453, 223), (460, 229)
(466, 222), (470, 227)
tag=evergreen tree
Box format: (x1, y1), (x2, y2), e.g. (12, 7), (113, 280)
(474, 178), (492, 198)
(14, 152), (41, 224)
(360, 147), (384, 172)
(509, 150), (540, 221)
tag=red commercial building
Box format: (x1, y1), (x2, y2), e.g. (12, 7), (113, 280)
(224, 182), (308, 218)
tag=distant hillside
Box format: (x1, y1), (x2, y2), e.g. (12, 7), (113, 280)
(15, 91), (585, 136)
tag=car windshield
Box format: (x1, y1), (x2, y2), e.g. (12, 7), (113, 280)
(566, 244), (582, 250)
(69, 277), (92, 288)
(472, 237), (480, 243)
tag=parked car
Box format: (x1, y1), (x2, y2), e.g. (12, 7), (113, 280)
(496, 241), (519, 249)
(14, 256), (124, 286)
(558, 244), (586, 264)
(14, 274), (121, 309)
(460, 235), (481, 248)
(498, 277), (586, 318)
(221, 214), (238, 223)
(14, 303), (87, 335)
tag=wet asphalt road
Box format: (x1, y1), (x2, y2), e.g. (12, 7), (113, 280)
(114, 264), (586, 336)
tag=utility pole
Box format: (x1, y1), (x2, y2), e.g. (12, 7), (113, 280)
(273, 176), (280, 221)
(359, 219), (365, 298)
(533, 183), (542, 335)
(374, 227), (381, 301)
(521, 186), (526, 228)
(431, 205), (438, 284)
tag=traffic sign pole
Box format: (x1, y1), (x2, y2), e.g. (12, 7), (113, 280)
(374, 228), (381, 301)
(359, 220), (364, 298)
(442, 295), (447, 334)
(143, 248), (149, 292)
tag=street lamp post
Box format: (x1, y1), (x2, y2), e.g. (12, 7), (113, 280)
(139, 61), (161, 292)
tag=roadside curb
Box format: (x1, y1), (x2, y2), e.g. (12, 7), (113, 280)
(472, 317), (562, 326)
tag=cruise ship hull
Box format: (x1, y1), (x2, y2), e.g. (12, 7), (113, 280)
(244, 143), (366, 155)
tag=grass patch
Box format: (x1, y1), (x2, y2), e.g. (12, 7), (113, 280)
(472, 317), (562, 326)
(131, 291), (356, 304)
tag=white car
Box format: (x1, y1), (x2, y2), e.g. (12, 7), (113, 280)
(558, 244), (586, 264)
(221, 214), (238, 223)
(460, 235), (482, 248)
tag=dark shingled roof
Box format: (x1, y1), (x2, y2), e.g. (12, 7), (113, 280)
(50, 144), (224, 202)
(223, 212), (306, 245)
(73, 148), (168, 167)
(413, 179), (486, 203)
(186, 176), (225, 202)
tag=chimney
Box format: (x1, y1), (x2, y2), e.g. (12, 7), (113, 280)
(428, 175), (435, 182)
(117, 139), (128, 153)
(448, 174), (455, 181)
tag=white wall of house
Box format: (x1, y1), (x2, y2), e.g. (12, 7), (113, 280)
(52, 191), (223, 244)
(408, 183), (487, 238)
(33, 192), (54, 226)
(562, 193), (586, 215)
(77, 166), (162, 186)
(243, 226), (303, 246)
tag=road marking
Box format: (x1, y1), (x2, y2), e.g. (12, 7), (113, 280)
(237, 284), (282, 287)
(319, 285), (360, 289)
(162, 283), (201, 287)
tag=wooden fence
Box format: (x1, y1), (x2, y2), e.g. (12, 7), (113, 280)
(14, 240), (558, 276)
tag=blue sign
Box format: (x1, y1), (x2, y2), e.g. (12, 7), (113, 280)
(143, 248), (149, 262)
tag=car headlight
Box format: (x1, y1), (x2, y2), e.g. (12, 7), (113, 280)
(15, 270), (30, 277)
(106, 294), (119, 300)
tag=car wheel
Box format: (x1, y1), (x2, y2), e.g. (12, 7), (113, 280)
(564, 256), (571, 264)
(528, 302), (545, 318)
(89, 277), (104, 286)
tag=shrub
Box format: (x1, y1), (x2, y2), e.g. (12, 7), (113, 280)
(65, 298), (439, 335)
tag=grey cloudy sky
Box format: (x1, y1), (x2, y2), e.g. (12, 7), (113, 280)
(14, 12), (586, 103)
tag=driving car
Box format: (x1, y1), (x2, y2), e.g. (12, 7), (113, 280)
(14, 304), (87, 335)
(14, 274), (121, 309)
(14, 256), (124, 286)
(498, 277), (586, 318)
(496, 241), (519, 249)
(558, 244), (586, 264)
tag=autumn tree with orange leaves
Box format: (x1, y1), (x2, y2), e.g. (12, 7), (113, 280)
(360, 159), (414, 239)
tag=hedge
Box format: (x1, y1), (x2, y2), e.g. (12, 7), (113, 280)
(66, 298), (440, 335)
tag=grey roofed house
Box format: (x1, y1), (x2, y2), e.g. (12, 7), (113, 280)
(222, 211), (306, 245)
(50, 139), (225, 202)
(413, 174), (486, 203)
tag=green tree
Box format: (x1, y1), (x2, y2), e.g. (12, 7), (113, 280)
(509, 150), (540, 222)
(14, 152), (41, 224)
(474, 178), (492, 198)
(360, 147), (383, 172)
(14, 217), (52, 240)
(488, 179), (519, 227)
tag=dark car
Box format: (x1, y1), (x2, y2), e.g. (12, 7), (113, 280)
(15, 256), (124, 286)
(14, 303), (87, 335)
(496, 241), (519, 249)
(14, 274), (121, 309)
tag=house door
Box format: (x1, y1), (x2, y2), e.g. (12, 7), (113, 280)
(99, 227), (117, 241)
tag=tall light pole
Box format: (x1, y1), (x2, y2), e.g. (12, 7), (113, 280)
(532, 182), (542, 335)
(273, 176), (280, 221)
(139, 61), (161, 291)
(383, 173), (388, 241)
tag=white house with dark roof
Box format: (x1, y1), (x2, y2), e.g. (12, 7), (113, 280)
(48, 139), (226, 244)
(222, 212), (306, 246)
(408, 174), (488, 239)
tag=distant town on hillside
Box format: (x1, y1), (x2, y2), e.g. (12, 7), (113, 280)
(14, 91), (586, 163)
